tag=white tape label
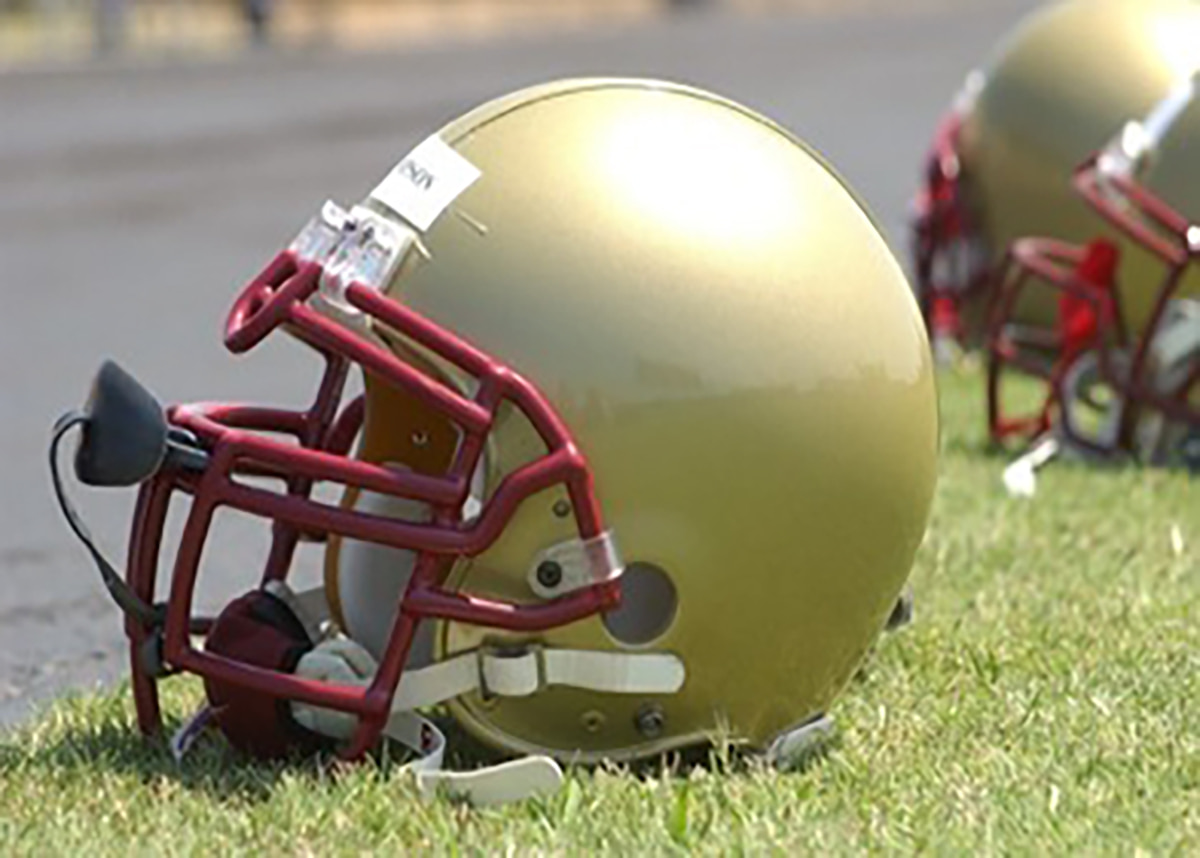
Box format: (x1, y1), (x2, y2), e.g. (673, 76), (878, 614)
(370, 136), (482, 233)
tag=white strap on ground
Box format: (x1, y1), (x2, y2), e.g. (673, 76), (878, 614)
(383, 710), (564, 806)
(1003, 435), (1061, 498)
(291, 629), (684, 806)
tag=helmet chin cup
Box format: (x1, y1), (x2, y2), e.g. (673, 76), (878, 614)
(75, 360), (170, 487)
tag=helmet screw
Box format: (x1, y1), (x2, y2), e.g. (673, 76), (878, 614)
(411, 430), (430, 447)
(581, 710), (606, 733)
(536, 561), (563, 590)
(552, 499), (572, 519)
(634, 704), (665, 739)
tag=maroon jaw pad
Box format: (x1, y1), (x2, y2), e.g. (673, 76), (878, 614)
(202, 589), (331, 759)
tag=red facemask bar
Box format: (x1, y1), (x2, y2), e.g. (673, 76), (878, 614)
(910, 96), (990, 349)
(113, 203), (622, 760)
(986, 156), (1200, 455)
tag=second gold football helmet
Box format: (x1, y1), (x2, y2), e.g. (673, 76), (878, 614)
(987, 74), (1200, 491)
(912, 0), (1200, 353)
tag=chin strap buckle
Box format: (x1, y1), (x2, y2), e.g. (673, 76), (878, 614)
(475, 643), (546, 701)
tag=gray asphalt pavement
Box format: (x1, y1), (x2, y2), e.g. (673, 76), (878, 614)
(0, 0), (1042, 729)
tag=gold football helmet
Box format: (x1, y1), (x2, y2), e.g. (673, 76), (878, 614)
(987, 73), (1200, 492)
(912, 0), (1200, 353)
(52, 79), (938, 803)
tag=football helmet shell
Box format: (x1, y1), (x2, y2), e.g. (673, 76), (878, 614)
(330, 79), (938, 762)
(53, 79), (938, 782)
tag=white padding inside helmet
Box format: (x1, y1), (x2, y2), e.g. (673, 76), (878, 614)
(337, 487), (434, 666)
(335, 457), (487, 666)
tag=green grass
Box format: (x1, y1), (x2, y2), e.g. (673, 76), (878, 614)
(2, 365), (1196, 855)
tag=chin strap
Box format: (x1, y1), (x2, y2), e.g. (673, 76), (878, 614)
(288, 617), (685, 806)
(266, 582), (684, 806)
(386, 712), (565, 806)
(293, 649), (567, 805)
(175, 581), (838, 806)
(386, 710), (565, 805)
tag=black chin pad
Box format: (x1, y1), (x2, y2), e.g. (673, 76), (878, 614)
(75, 360), (169, 487)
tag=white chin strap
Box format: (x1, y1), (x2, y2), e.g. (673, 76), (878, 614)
(173, 583), (835, 806)
(379, 711), (565, 807)
(280, 584), (686, 807)
(290, 634), (831, 805)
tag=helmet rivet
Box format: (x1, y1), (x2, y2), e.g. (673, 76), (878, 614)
(552, 499), (572, 519)
(581, 710), (605, 733)
(536, 561), (563, 589)
(634, 704), (665, 739)
(411, 430), (430, 447)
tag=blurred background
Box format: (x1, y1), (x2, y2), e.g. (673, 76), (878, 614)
(3, 0), (956, 64)
(0, 0), (1042, 726)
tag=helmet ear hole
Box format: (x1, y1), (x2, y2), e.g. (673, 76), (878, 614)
(602, 562), (678, 647)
